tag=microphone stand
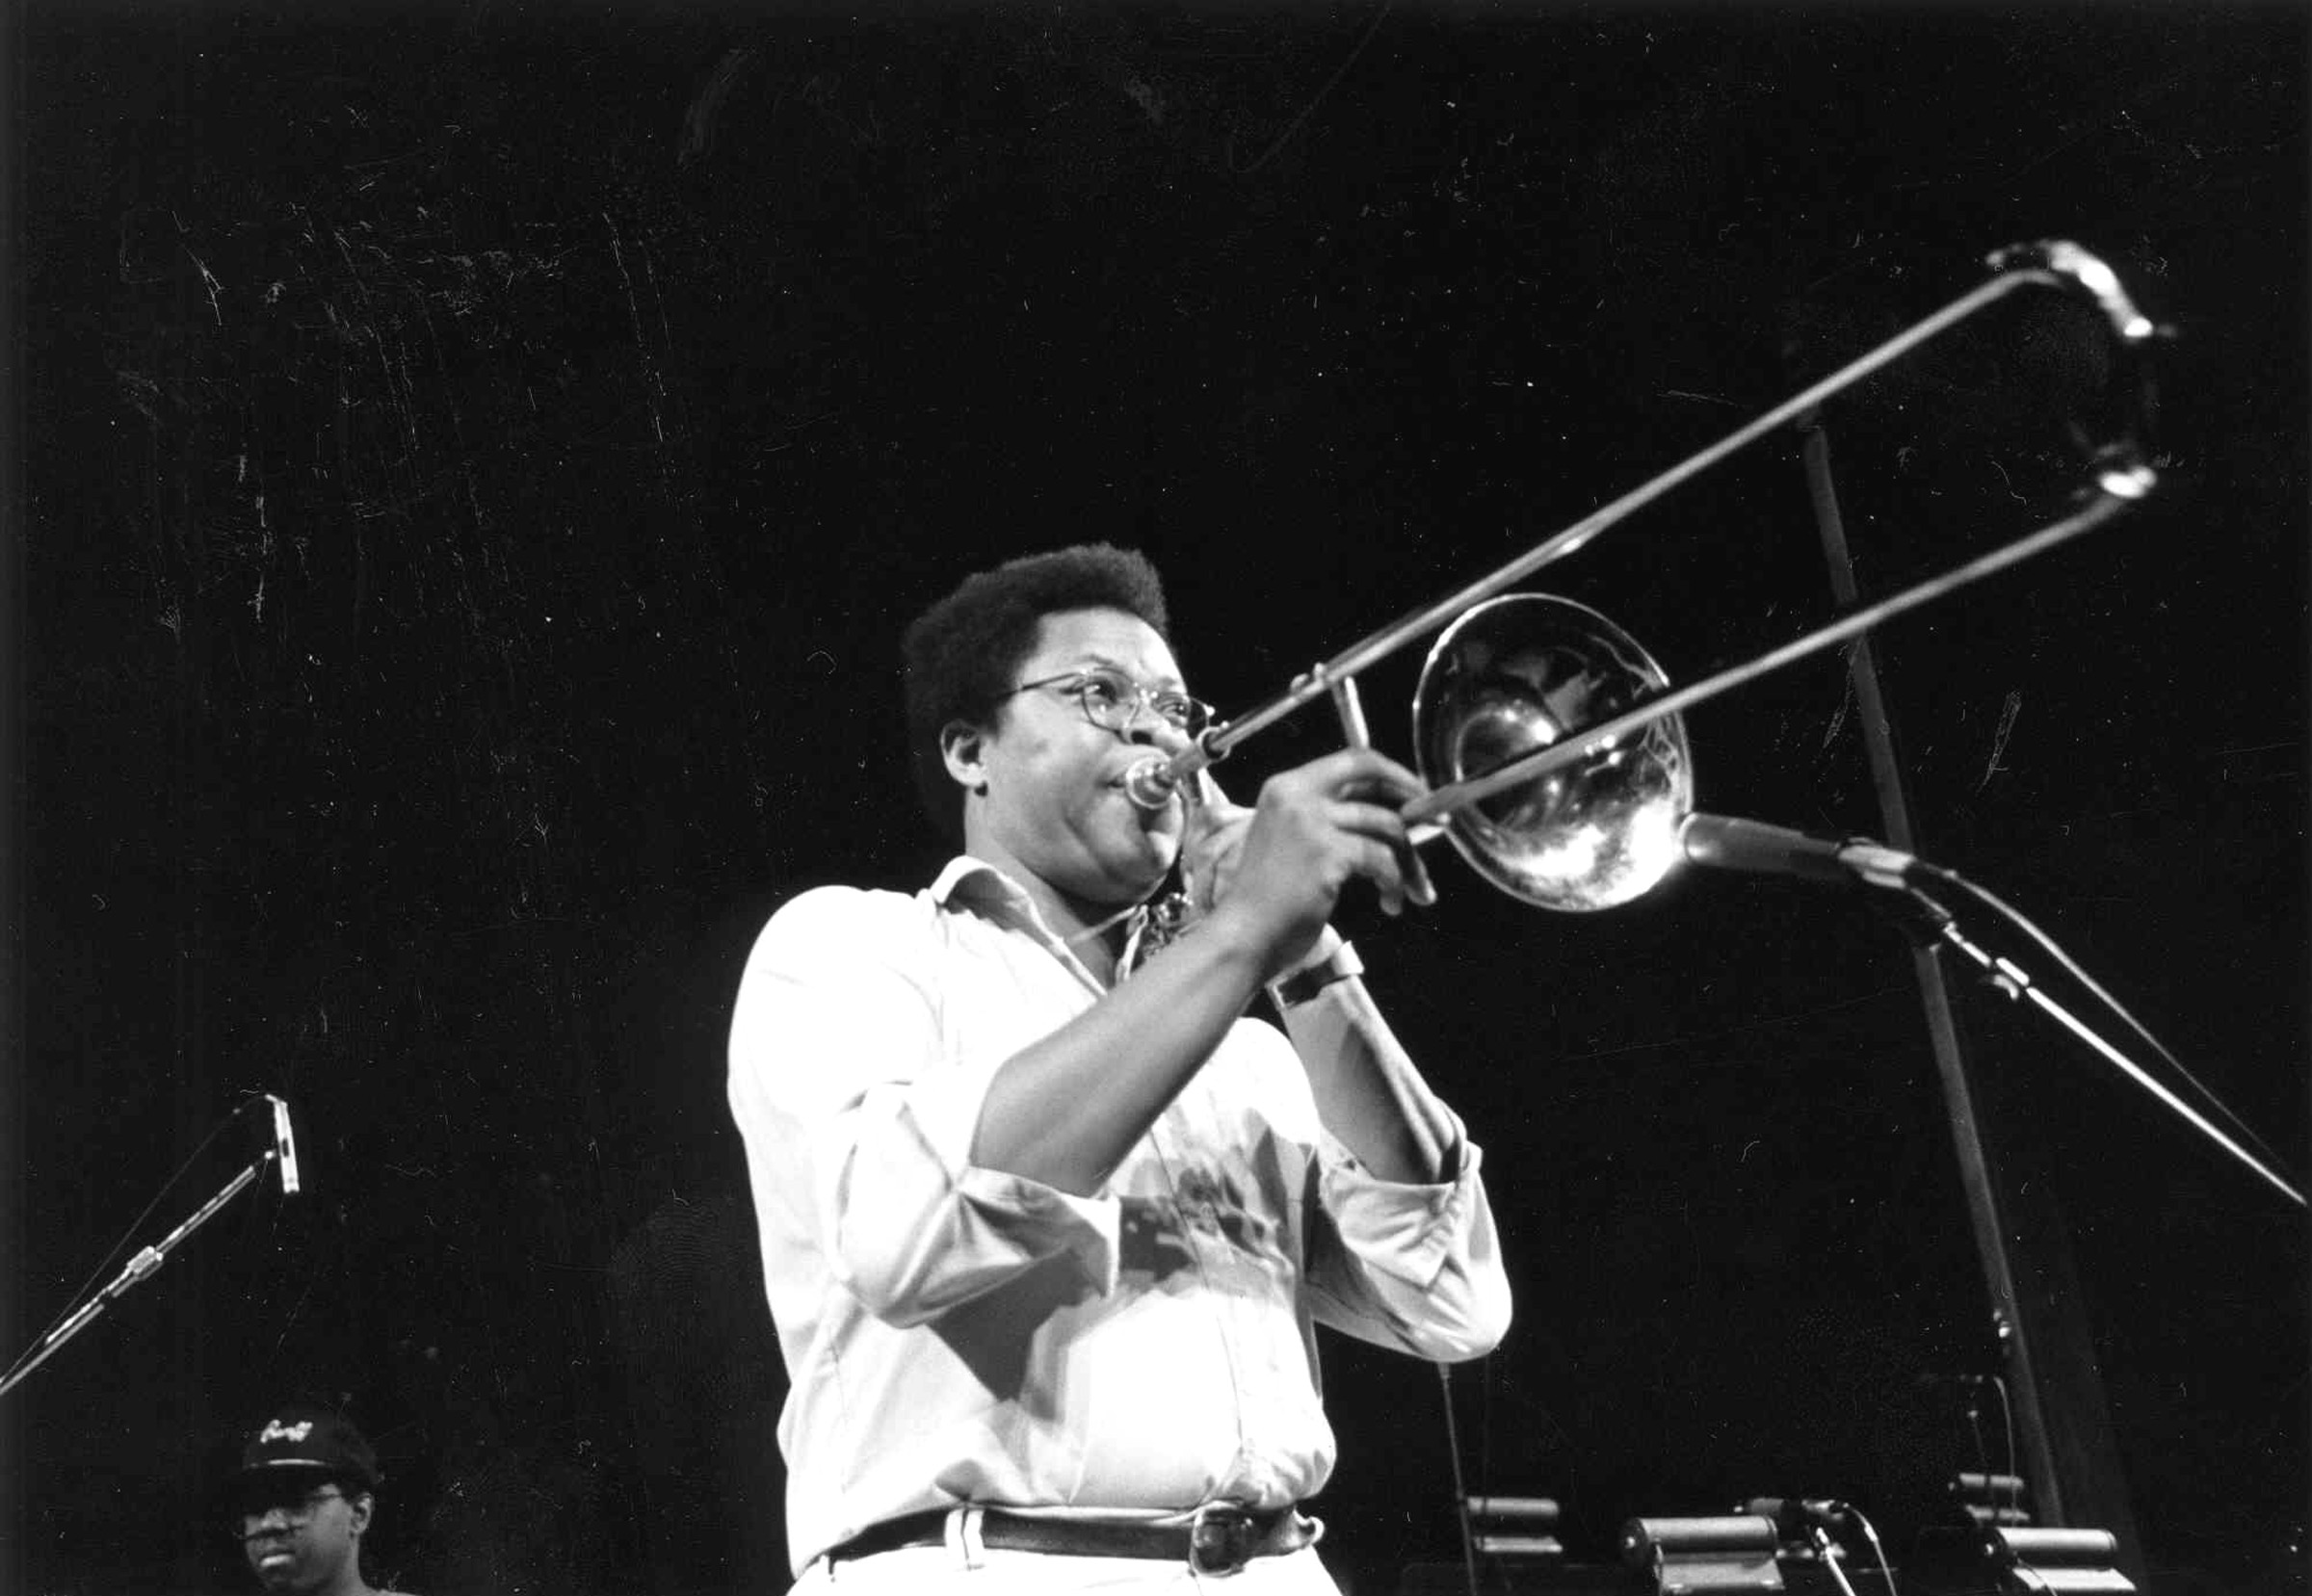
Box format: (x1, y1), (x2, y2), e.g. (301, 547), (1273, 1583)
(0, 1147), (288, 1401)
(1879, 884), (2304, 1211)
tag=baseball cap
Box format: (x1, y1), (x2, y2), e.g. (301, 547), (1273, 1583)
(228, 1406), (381, 1495)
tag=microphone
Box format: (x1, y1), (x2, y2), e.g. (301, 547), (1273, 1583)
(266, 1094), (302, 1194)
(1677, 813), (1918, 891)
(1742, 1497), (1856, 1540)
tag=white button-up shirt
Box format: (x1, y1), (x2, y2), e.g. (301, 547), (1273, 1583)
(727, 857), (1511, 1575)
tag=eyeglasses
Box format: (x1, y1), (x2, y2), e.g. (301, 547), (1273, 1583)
(1008, 668), (1214, 739)
(233, 1486), (347, 1537)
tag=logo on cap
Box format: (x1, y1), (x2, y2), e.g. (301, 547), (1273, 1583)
(258, 1419), (316, 1446)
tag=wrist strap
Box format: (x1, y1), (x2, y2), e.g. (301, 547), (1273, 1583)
(1270, 941), (1364, 1008)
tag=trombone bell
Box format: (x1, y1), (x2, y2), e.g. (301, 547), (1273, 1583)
(1412, 594), (1695, 911)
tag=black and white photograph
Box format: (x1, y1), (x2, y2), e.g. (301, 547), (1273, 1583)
(4, 4), (2304, 1594)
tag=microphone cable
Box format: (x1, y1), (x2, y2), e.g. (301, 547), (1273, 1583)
(1904, 858), (2299, 1191)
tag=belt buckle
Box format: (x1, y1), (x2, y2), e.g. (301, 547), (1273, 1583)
(1189, 1502), (1257, 1578)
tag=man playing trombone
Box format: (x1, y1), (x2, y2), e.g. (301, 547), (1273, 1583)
(727, 541), (1511, 1592)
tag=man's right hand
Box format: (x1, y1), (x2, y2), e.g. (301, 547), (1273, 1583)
(1197, 747), (1430, 982)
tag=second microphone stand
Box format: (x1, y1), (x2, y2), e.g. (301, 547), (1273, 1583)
(0, 1142), (293, 1401)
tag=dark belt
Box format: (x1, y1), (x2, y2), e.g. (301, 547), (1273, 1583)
(825, 1503), (1314, 1577)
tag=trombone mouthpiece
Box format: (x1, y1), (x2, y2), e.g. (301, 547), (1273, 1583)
(1122, 756), (1179, 812)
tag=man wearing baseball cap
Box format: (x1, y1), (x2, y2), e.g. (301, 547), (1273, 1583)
(225, 1405), (412, 1596)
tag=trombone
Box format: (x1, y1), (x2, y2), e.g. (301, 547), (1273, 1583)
(1124, 240), (2161, 911)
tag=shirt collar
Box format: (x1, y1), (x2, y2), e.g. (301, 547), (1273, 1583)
(930, 855), (1157, 981)
(929, 854), (1035, 915)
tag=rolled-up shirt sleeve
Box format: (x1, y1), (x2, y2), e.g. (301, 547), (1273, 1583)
(1300, 1128), (1511, 1363)
(728, 887), (1120, 1329)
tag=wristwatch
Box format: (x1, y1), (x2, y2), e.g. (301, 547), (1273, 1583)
(1269, 940), (1365, 1008)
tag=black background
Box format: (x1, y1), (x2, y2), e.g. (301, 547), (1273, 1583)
(6, 3), (2306, 1593)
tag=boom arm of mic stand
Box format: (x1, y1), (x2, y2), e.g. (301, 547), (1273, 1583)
(1893, 889), (2306, 1211)
(0, 1150), (285, 1401)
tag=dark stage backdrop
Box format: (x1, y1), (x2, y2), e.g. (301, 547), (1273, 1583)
(7, 4), (2305, 1594)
